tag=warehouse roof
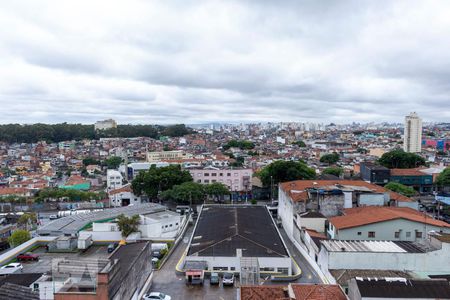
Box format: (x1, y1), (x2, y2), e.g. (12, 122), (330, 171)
(353, 278), (450, 298)
(187, 205), (288, 257)
(37, 203), (166, 235)
(321, 240), (429, 253)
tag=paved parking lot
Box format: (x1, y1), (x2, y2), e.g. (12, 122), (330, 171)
(21, 245), (110, 274)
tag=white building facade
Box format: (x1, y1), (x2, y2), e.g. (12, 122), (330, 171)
(403, 112), (422, 153)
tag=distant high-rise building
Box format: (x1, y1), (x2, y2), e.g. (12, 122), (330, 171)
(94, 119), (117, 131)
(403, 112), (422, 153)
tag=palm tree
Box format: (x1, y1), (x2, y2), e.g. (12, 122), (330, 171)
(116, 214), (140, 238)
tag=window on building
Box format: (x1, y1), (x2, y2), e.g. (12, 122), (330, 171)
(230, 267), (235, 271)
(213, 267), (228, 271)
(175, 223), (179, 226)
(211, 173), (217, 176)
(220, 173), (223, 176)
(394, 231), (400, 238)
(416, 231), (423, 238)
(204, 180), (210, 183)
(406, 232), (411, 237)
(368, 231), (375, 238)
(204, 173), (209, 176)
(212, 180), (216, 183)
(277, 268), (289, 275)
(357, 232), (361, 236)
(169, 224), (172, 227)
(260, 267), (275, 272)
(197, 180), (201, 183)
(227, 173), (231, 176)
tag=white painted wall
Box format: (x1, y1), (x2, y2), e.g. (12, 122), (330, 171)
(318, 241), (450, 274)
(278, 186), (294, 237)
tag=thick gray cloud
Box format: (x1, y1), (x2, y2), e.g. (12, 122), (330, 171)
(1, 0), (450, 124)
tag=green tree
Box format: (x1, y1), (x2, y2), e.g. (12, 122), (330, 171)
(161, 124), (192, 137)
(104, 156), (122, 169)
(8, 230), (31, 247)
(378, 149), (426, 169)
(230, 156), (244, 167)
(436, 167), (450, 187)
(162, 182), (205, 204)
(223, 140), (255, 150)
(18, 213), (37, 230)
(131, 165), (193, 198)
(320, 153), (340, 165)
(293, 141), (306, 147)
(385, 182), (417, 197)
(116, 214), (140, 238)
(258, 160), (316, 187)
(204, 182), (230, 201)
(322, 167), (343, 177)
(82, 157), (99, 166)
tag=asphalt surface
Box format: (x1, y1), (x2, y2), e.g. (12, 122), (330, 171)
(148, 225), (237, 300)
(277, 228), (322, 284)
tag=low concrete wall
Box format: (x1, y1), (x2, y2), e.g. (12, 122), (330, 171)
(0, 236), (57, 265)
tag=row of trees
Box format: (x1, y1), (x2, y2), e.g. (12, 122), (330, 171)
(35, 188), (106, 203)
(222, 140), (255, 150)
(82, 156), (122, 169)
(0, 123), (192, 143)
(378, 149), (426, 169)
(258, 160), (316, 187)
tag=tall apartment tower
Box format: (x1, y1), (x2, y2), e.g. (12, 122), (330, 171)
(403, 112), (422, 153)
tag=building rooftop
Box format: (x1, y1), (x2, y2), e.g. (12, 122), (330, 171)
(353, 278), (450, 298)
(321, 239), (429, 253)
(280, 180), (412, 203)
(37, 203), (166, 235)
(329, 206), (450, 230)
(290, 284), (347, 300)
(240, 285), (289, 300)
(187, 205), (288, 257)
(330, 269), (412, 286)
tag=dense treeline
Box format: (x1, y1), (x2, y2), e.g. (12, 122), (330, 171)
(0, 123), (192, 143)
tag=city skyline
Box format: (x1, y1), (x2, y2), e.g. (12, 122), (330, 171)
(2, 1), (450, 124)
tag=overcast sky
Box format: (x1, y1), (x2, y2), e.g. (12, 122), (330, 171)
(1, 1), (450, 124)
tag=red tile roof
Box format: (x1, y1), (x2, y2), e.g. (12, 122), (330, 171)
(108, 184), (132, 195)
(280, 180), (412, 202)
(329, 206), (450, 229)
(290, 284), (347, 300)
(391, 168), (428, 176)
(240, 285), (289, 300)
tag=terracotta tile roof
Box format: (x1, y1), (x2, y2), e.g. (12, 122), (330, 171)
(329, 206), (450, 229)
(305, 229), (327, 239)
(108, 184), (132, 195)
(0, 187), (28, 196)
(65, 175), (88, 186)
(240, 285), (290, 300)
(290, 284), (347, 300)
(391, 168), (429, 176)
(280, 180), (412, 202)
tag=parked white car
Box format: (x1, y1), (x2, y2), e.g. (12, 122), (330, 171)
(0, 263), (23, 275)
(222, 272), (235, 286)
(143, 292), (171, 300)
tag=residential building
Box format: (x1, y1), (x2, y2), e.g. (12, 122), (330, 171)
(54, 242), (152, 300)
(146, 150), (191, 163)
(404, 112), (422, 153)
(348, 278), (450, 300)
(278, 180), (416, 240)
(189, 167), (252, 192)
(94, 119), (117, 131)
(184, 205), (292, 276)
(106, 169), (123, 190)
(328, 206), (450, 241)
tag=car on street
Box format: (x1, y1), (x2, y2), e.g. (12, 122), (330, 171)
(107, 243), (118, 253)
(0, 263), (23, 275)
(222, 272), (234, 286)
(210, 272), (219, 285)
(17, 252), (39, 261)
(143, 292), (171, 300)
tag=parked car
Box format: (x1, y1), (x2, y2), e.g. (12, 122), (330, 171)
(17, 252), (39, 261)
(151, 257), (159, 266)
(152, 250), (163, 259)
(210, 272), (219, 285)
(143, 292), (171, 300)
(0, 263), (23, 275)
(49, 215), (58, 220)
(107, 243), (118, 253)
(222, 272), (234, 286)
